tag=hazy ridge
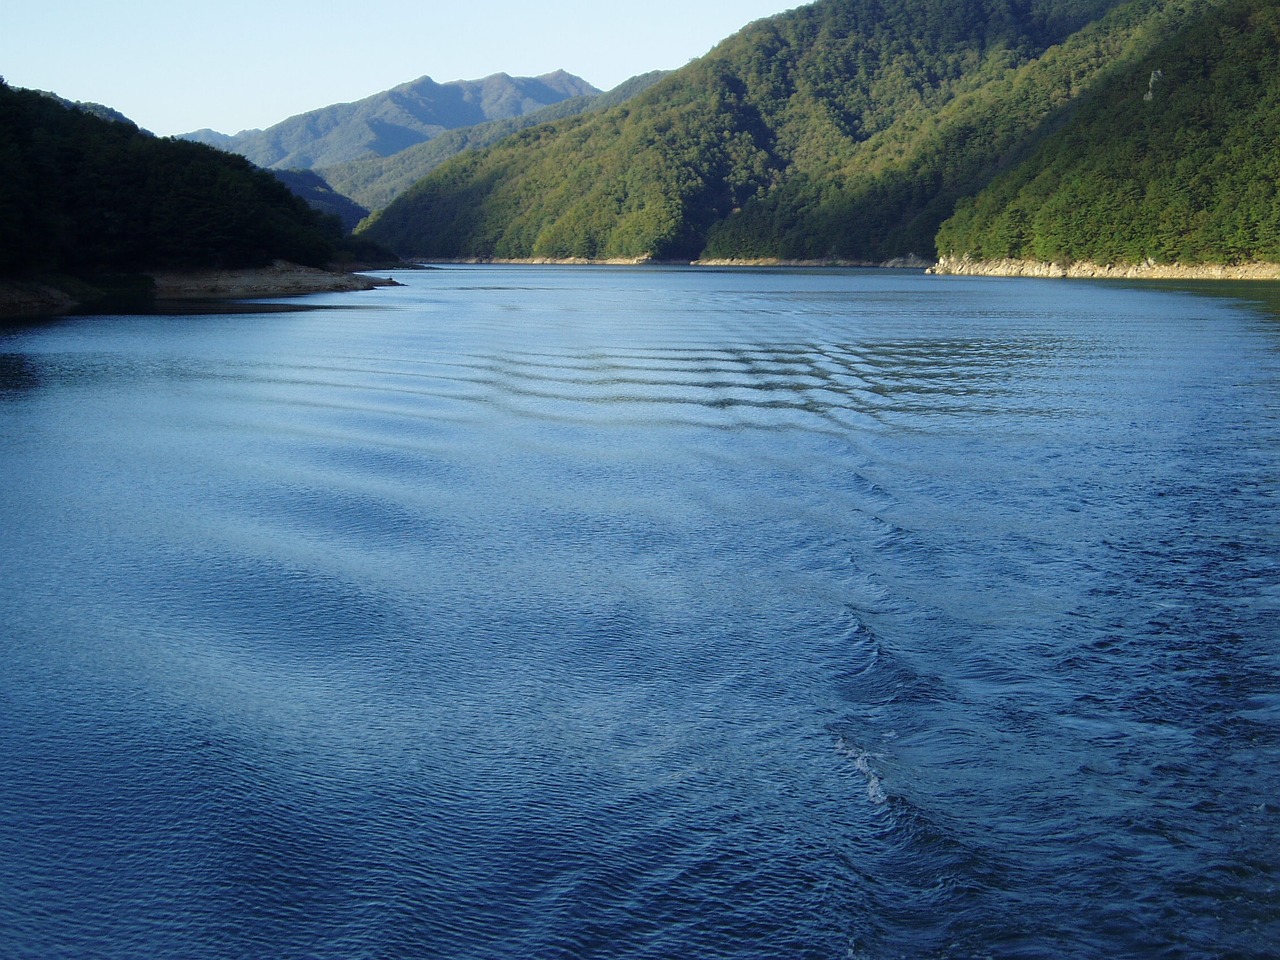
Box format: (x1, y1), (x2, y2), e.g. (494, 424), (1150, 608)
(180, 71), (599, 170)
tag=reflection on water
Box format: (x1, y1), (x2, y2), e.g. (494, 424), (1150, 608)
(0, 267), (1277, 960)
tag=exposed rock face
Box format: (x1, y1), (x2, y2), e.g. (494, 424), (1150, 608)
(1144, 68), (1165, 101)
(930, 255), (1280, 280)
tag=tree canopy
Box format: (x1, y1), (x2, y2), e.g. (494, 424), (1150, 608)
(319, 72), (671, 216)
(358, 0), (1147, 261)
(935, 0), (1280, 266)
(359, 0), (1274, 269)
(0, 81), (341, 277)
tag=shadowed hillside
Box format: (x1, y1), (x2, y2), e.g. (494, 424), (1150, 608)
(0, 80), (344, 276)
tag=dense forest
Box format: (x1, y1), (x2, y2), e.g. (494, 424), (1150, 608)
(356, 0), (1133, 260)
(935, 0), (1280, 265)
(272, 169), (372, 232)
(320, 72), (671, 215)
(0, 79), (346, 277)
(8, 0), (1277, 278)
(358, 0), (1274, 267)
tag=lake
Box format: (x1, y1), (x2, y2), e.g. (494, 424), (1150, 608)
(1, 266), (1276, 959)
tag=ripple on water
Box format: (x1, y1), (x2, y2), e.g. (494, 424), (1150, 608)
(0, 267), (1277, 959)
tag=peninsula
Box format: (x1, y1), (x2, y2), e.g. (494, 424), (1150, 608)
(0, 80), (399, 319)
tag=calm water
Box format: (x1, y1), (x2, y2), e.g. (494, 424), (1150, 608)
(1, 266), (1277, 959)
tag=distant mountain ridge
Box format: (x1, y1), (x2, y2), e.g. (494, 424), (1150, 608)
(181, 70), (599, 170)
(320, 71), (672, 215)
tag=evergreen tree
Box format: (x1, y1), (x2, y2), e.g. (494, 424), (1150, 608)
(0, 81), (340, 277)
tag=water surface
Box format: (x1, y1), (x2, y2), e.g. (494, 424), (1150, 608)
(1, 267), (1276, 959)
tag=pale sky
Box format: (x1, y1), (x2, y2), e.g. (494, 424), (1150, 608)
(2, 1), (804, 136)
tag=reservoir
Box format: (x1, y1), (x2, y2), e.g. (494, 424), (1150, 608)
(1, 266), (1276, 958)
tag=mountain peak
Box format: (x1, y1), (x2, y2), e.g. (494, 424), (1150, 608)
(178, 71), (599, 170)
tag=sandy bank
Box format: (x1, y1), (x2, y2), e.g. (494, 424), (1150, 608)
(147, 260), (396, 299)
(427, 255), (934, 269)
(433, 257), (656, 266)
(930, 255), (1280, 280)
(692, 255), (934, 269)
(1, 261), (399, 320)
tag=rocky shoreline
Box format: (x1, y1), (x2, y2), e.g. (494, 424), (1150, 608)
(0, 261), (398, 320)
(429, 255), (935, 269)
(691, 255), (934, 269)
(929, 255), (1280, 280)
(147, 260), (395, 299)
(434, 257), (658, 266)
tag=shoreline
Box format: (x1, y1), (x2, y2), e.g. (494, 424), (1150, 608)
(0, 280), (80, 319)
(12, 255), (1277, 319)
(0, 261), (398, 320)
(424, 255), (935, 269)
(691, 255), (934, 269)
(413, 253), (1280, 279)
(929, 255), (1280, 281)
(147, 260), (397, 299)
(429, 256), (658, 266)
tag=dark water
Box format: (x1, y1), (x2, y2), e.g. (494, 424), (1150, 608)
(1, 266), (1277, 959)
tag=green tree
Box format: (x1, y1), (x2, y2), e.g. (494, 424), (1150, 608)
(0, 81), (341, 278)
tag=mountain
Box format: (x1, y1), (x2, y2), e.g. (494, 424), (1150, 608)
(181, 71), (600, 170)
(935, 0), (1280, 268)
(320, 71), (671, 215)
(271, 169), (371, 232)
(357, 0), (1253, 265)
(38, 92), (140, 129)
(0, 79), (343, 276)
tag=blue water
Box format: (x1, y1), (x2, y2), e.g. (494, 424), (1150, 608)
(1, 266), (1276, 959)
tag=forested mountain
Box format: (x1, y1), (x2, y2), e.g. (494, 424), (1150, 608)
(39, 93), (138, 128)
(181, 71), (599, 170)
(271, 170), (371, 232)
(358, 0), (1258, 265)
(321, 71), (671, 215)
(0, 80), (343, 276)
(936, 0), (1280, 266)
(10, 0), (1269, 280)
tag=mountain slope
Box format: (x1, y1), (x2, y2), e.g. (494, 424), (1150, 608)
(363, 0), (1152, 261)
(359, 0), (1151, 261)
(271, 169), (371, 232)
(0, 80), (341, 275)
(181, 71), (599, 170)
(38, 92), (139, 128)
(320, 72), (670, 215)
(935, 0), (1280, 267)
